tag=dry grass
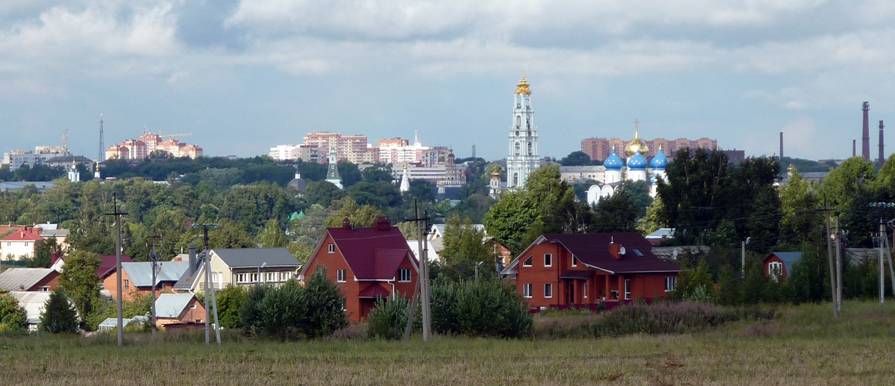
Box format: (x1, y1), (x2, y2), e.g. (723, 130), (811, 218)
(1, 301), (894, 385)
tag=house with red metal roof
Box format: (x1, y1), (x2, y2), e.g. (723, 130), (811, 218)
(0, 226), (42, 260)
(501, 232), (680, 310)
(299, 217), (418, 322)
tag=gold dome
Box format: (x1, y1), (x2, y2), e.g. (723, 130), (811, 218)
(515, 76), (531, 95)
(625, 129), (649, 157)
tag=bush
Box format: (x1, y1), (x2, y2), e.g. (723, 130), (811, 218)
(240, 285), (271, 336)
(431, 278), (532, 338)
(217, 286), (248, 329)
(259, 281), (305, 340)
(40, 291), (79, 334)
(0, 293), (28, 334)
(301, 273), (347, 338)
(366, 297), (410, 340)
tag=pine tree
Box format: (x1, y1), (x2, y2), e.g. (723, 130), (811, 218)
(257, 219), (288, 248)
(40, 291), (79, 334)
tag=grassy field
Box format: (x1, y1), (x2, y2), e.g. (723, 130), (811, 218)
(2, 301), (895, 385)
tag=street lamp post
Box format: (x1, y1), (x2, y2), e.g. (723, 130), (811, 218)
(257, 262), (267, 286)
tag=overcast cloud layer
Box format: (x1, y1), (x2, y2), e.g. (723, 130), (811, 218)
(1, 0), (894, 160)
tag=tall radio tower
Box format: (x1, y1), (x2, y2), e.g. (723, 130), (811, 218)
(98, 113), (104, 162)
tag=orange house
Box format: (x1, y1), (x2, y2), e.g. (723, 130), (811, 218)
(299, 217), (419, 322)
(154, 293), (206, 330)
(103, 261), (189, 302)
(502, 233), (680, 310)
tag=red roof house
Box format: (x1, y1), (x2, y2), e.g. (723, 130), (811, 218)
(50, 254), (133, 278)
(502, 232), (680, 310)
(299, 217), (419, 322)
(0, 226), (43, 260)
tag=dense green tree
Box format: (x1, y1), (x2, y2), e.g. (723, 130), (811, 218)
(787, 245), (829, 303)
(305, 181), (345, 207)
(301, 271), (347, 338)
(337, 161), (362, 188)
(559, 151), (593, 166)
(324, 197), (382, 228)
(821, 157), (875, 211)
(217, 285), (248, 329)
(259, 281), (306, 340)
(30, 238), (60, 268)
(207, 220), (255, 248)
(0, 293), (27, 333)
(745, 187), (781, 253)
(440, 215), (491, 279)
(591, 188), (638, 232)
(483, 191), (538, 253)
(257, 219), (288, 248)
(778, 168), (821, 247)
(40, 291), (79, 334)
(406, 180), (437, 203)
(240, 285), (270, 336)
(348, 181), (402, 209)
(636, 195), (667, 234)
(59, 250), (101, 325)
(362, 164), (394, 182)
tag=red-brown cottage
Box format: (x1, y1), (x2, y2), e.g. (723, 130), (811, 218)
(502, 233), (680, 310)
(299, 217), (419, 322)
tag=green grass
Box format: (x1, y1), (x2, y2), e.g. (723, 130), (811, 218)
(2, 301), (895, 385)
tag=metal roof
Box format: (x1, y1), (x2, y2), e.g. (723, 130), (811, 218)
(0, 268), (55, 291)
(770, 252), (803, 268)
(121, 261), (189, 287)
(155, 293), (196, 318)
(211, 248), (300, 269)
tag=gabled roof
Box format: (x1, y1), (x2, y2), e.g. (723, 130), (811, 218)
(120, 261), (189, 287)
(769, 251), (803, 268)
(98, 255), (133, 278)
(505, 232), (680, 275)
(320, 222), (417, 281)
(155, 293), (196, 318)
(212, 248), (300, 269)
(1, 226), (41, 241)
(0, 268), (56, 291)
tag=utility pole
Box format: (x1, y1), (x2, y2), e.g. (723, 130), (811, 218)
(880, 219), (886, 304)
(193, 223), (221, 346)
(149, 236), (160, 336)
(104, 193), (128, 346)
(834, 217), (843, 314)
(740, 237), (751, 279)
(405, 200), (431, 341)
(823, 198), (838, 319)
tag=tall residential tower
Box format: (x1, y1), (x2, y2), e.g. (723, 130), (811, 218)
(506, 77), (540, 189)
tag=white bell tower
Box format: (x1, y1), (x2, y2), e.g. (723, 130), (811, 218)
(506, 76), (540, 189)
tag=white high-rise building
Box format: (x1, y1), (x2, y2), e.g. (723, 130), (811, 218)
(506, 77), (540, 189)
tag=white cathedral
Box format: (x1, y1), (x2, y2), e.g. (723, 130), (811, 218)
(585, 128), (668, 206)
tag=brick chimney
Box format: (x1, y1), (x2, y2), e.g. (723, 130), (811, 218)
(375, 216), (392, 231)
(880, 120), (885, 166)
(862, 101), (871, 160)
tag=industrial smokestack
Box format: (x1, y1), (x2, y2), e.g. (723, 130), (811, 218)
(779, 131), (784, 158)
(853, 139), (857, 158)
(880, 120), (886, 165)
(862, 101), (870, 160)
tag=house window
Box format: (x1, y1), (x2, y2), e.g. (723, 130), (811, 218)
(623, 279), (631, 300)
(571, 256), (578, 267)
(544, 253), (552, 267)
(523, 283), (532, 298)
(281, 272), (292, 281)
(336, 269), (346, 283)
(399, 268), (411, 282)
(41, 286), (49, 292)
(327, 243), (336, 254)
(544, 283), (553, 299)
(522, 256), (533, 267)
(124, 280), (129, 289)
(768, 262), (783, 281)
(266, 272), (275, 282)
(665, 276), (677, 292)
(251, 273), (258, 283)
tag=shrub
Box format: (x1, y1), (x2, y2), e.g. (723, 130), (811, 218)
(0, 293), (27, 334)
(259, 281), (305, 340)
(40, 291), (79, 334)
(240, 285), (271, 336)
(217, 286), (248, 329)
(300, 273), (347, 338)
(430, 280), (460, 335)
(366, 297), (410, 340)
(431, 278), (532, 338)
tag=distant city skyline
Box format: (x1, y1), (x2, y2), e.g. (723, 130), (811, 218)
(1, 1), (893, 161)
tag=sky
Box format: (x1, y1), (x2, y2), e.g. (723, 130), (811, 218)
(1, 0), (894, 161)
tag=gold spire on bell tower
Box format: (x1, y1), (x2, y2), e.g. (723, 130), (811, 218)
(625, 119), (649, 157)
(515, 75), (531, 95)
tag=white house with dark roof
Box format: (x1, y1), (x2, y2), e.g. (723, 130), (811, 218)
(181, 248), (300, 292)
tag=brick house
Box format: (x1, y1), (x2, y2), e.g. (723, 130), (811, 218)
(154, 293), (206, 330)
(502, 233), (680, 309)
(299, 217), (419, 322)
(102, 261), (189, 301)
